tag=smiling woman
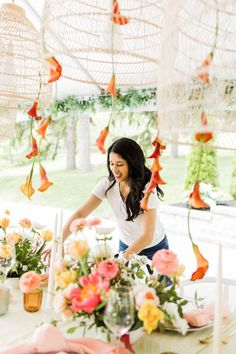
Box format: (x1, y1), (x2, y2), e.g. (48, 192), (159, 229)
(62, 137), (169, 261)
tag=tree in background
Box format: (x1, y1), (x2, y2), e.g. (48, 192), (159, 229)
(231, 152), (236, 199)
(111, 111), (157, 154)
(184, 138), (218, 190)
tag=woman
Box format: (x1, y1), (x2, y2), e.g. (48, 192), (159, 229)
(63, 137), (168, 260)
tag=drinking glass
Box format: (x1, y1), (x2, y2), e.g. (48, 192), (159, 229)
(0, 241), (16, 284)
(104, 287), (134, 354)
(23, 288), (43, 312)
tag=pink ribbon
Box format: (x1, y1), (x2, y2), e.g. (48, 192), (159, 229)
(0, 323), (128, 354)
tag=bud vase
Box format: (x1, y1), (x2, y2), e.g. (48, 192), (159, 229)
(23, 288), (43, 312)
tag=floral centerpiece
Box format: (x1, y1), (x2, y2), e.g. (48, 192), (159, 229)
(0, 212), (52, 278)
(52, 217), (191, 345)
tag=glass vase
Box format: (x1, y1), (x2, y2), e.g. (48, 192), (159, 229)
(0, 286), (10, 315)
(23, 288), (42, 312)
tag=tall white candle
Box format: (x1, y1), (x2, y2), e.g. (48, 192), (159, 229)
(57, 209), (63, 261)
(212, 242), (222, 354)
(46, 213), (58, 309)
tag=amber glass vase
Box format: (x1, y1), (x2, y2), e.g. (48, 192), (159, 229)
(23, 289), (43, 312)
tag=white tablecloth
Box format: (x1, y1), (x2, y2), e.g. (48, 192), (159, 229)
(1, 289), (236, 354)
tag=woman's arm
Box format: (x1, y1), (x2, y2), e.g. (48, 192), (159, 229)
(123, 209), (156, 260)
(63, 194), (102, 241)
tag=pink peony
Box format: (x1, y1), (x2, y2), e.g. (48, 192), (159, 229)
(97, 259), (119, 279)
(70, 287), (100, 313)
(86, 217), (101, 228)
(69, 218), (87, 233)
(19, 271), (41, 293)
(69, 273), (110, 314)
(152, 249), (179, 276)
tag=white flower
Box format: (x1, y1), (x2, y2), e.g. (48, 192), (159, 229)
(32, 221), (46, 230)
(22, 265), (28, 271)
(53, 292), (67, 314)
(163, 302), (189, 335)
(133, 284), (145, 297)
(90, 242), (113, 259)
(133, 284), (160, 308)
(95, 225), (115, 235)
(129, 254), (148, 266)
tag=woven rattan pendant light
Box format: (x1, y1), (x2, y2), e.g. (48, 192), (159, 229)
(0, 3), (51, 139)
(41, 0), (164, 90)
(158, 0), (236, 150)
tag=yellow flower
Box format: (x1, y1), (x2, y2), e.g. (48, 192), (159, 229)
(0, 218), (10, 230)
(56, 270), (76, 289)
(67, 239), (89, 260)
(6, 232), (21, 244)
(41, 229), (53, 242)
(0, 244), (14, 259)
(138, 300), (165, 334)
(4, 210), (10, 215)
(175, 263), (185, 277)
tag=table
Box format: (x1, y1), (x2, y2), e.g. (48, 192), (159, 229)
(1, 289), (236, 353)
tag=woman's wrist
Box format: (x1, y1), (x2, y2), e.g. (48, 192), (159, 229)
(123, 250), (135, 261)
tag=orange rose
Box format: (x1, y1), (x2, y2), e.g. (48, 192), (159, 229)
(19, 271), (41, 293)
(19, 218), (32, 229)
(6, 232), (21, 244)
(67, 239), (89, 260)
(0, 218), (10, 229)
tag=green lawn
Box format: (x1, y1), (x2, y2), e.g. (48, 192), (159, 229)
(0, 154), (233, 218)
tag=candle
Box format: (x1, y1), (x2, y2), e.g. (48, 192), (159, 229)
(57, 209), (63, 261)
(46, 213), (58, 309)
(212, 242), (222, 354)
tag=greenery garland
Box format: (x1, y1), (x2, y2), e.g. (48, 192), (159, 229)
(51, 88), (157, 116)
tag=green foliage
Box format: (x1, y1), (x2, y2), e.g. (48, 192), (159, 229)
(4, 118), (66, 166)
(8, 238), (46, 278)
(230, 152), (236, 199)
(51, 88), (157, 116)
(184, 139), (218, 190)
(52, 96), (96, 115)
(0, 217), (48, 278)
(111, 111), (157, 155)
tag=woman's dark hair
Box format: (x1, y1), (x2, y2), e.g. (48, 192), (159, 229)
(105, 137), (164, 221)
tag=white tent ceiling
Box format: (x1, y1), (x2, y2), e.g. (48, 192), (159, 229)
(1, 0), (236, 99)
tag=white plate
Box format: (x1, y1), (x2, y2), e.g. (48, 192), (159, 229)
(165, 321), (213, 333)
(187, 322), (213, 332)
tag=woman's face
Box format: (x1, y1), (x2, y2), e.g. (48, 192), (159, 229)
(109, 152), (129, 183)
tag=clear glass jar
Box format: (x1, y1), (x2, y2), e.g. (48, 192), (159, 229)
(0, 286), (10, 315)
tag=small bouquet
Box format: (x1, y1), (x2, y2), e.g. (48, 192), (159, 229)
(53, 217), (190, 341)
(0, 212), (53, 278)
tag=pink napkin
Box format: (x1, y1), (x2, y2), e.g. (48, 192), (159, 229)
(184, 302), (230, 327)
(0, 323), (128, 354)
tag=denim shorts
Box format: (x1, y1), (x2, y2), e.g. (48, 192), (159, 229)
(119, 235), (169, 261)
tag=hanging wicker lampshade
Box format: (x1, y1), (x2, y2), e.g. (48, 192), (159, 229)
(158, 0), (236, 150)
(0, 3), (52, 140)
(41, 0), (164, 90)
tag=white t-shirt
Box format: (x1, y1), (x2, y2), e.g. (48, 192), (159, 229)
(92, 179), (165, 248)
